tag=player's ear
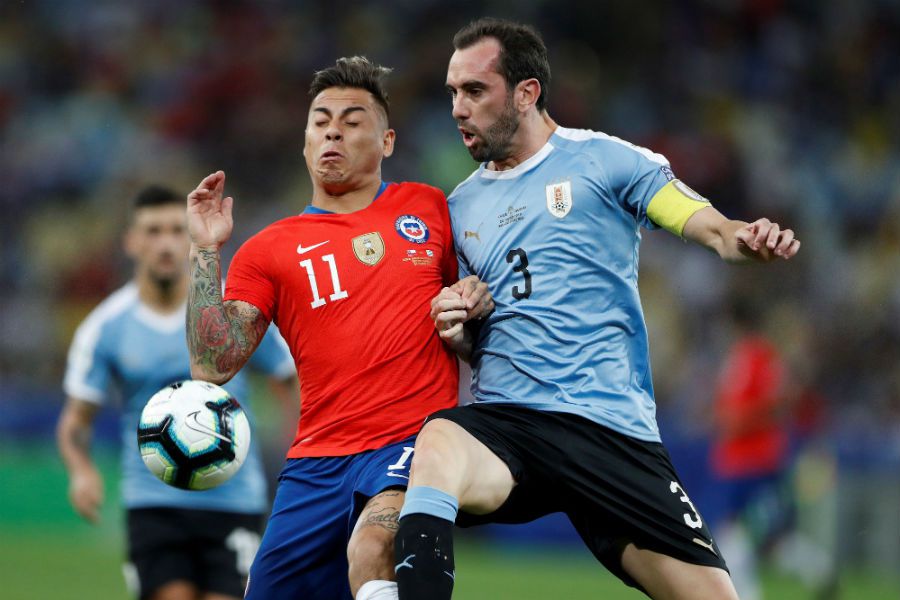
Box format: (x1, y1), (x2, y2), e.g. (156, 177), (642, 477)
(382, 128), (396, 158)
(517, 78), (541, 113)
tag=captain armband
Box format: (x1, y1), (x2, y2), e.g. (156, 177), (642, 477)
(646, 180), (712, 237)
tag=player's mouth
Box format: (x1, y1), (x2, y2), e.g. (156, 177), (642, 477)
(459, 127), (478, 147)
(320, 150), (343, 162)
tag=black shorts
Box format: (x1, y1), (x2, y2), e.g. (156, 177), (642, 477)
(126, 507), (264, 599)
(428, 403), (728, 590)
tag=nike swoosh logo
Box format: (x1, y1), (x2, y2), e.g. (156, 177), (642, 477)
(444, 570), (455, 581)
(297, 240), (329, 255)
(692, 537), (717, 556)
(386, 472), (409, 479)
(184, 411), (232, 444)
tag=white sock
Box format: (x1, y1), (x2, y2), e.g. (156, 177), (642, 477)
(355, 579), (398, 600)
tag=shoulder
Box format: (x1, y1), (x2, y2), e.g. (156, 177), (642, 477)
(447, 167), (482, 204)
(74, 284), (138, 340)
(390, 181), (448, 203)
(67, 284), (137, 369)
(553, 127), (669, 167)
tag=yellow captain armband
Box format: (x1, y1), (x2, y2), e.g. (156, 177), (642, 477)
(646, 180), (713, 237)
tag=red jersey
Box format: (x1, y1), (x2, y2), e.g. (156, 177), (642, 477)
(711, 335), (787, 477)
(225, 182), (459, 458)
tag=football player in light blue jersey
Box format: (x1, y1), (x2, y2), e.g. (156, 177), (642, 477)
(395, 18), (800, 600)
(58, 185), (297, 600)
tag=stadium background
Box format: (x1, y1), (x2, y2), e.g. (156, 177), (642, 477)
(1, 0), (898, 598)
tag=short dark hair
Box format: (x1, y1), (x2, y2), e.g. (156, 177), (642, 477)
(453, 18), (551, 111)
(309, 56), (392, 120)
(133, 185), (182, 210)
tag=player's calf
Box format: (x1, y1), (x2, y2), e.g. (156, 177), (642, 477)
(349, 490), (405, 599)
(395, 487), (459, 600)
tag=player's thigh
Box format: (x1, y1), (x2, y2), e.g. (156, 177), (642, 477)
(246, 459), (354, 600)
(409, 417), (514, 514)
(147, 581), (198, 600)
(621, 544), (738, 600)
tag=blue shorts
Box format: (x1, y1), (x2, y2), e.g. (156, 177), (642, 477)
(245, 436), (416, 600)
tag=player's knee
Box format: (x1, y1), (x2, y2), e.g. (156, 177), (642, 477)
(347, 525), (395, 580)
(409, 419), (467, 486)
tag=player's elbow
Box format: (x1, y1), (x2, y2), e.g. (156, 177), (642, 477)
(190, 362), (234, 386)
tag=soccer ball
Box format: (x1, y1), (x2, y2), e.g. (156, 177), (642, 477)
(137, 380), (251, 490)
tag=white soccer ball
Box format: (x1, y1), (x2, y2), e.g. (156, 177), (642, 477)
(137, 380), (251, 490)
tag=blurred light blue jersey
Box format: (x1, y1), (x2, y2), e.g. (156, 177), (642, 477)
(63, 283), (295, 512)
(449, 127), (675, 442)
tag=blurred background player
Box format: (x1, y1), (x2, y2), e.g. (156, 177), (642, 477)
(57, 185), (298, 600)
(185, 57), (490, 600)
(396, 18), (800, 600)
(709, 298), (791, 600)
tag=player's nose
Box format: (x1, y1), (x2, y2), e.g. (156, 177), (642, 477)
(451, 96), (469, 120)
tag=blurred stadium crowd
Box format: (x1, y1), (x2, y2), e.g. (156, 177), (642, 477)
(1, 0), (898, 587)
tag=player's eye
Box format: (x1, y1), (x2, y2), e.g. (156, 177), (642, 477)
(314, 120), (328, 127)
(344, 121), (360, 127)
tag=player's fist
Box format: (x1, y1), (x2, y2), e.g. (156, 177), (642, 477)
(735, 218), (800, 262)
(431, 287), (468, 343)
(450, 275), (494, 321)
(187, 171), (234, 249)
(69, 466), (104, 524)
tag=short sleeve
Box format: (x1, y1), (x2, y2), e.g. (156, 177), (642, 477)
(248, 324), (296, 379)
(599, 139), (673, 230)
(224, 234), (277, 321)
(63, 317), (113, 404)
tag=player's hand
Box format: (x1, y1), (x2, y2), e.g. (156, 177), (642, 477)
(449, 275), (494, 321)
(187, 170), (234, 249)
(430, 287), (468, 344)
(735, 218), (800, 262)
(69, 466), (104, 524)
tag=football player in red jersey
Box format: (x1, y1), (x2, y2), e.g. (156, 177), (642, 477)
(186, 57), (491, 600)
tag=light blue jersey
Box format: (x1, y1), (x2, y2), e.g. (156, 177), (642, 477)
(449, 127), (677, 442)
(63, 283), (295, 512)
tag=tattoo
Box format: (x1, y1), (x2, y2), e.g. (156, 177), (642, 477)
(187, 247), (269, 380)
(359, 507), (401, 533)
(69, 427), (91, 455)
(357, 490), (403, 533)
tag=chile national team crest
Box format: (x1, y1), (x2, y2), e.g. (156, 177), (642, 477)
(394, 215), (430, 244)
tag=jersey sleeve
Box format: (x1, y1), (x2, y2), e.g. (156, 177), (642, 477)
(597, 139), (673, 230)
(224, 233), (277, 322)
(62, 317), (113, 404)
(248, 324), (296, 379)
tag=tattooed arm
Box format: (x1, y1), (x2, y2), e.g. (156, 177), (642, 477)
(186, 170), (271, 384)
(57, 398), (103, 523)
(187, 245), (270, 383)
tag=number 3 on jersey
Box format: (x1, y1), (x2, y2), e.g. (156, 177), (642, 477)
(506, 248), (532, 300)
(299, 254), (348, 309)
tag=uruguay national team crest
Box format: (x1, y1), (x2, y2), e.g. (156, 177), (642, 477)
(351, 232), (385, 266)
(545, 180), (573, 218)
(394, 215), (430, 244)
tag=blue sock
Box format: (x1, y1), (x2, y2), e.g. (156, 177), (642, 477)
(399, 485), (459, 521)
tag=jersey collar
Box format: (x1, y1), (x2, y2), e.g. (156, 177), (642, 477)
(479, 141), (554, 180)
(302, 180), (390, 215)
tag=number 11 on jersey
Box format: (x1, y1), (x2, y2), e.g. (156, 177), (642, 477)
(299, 254), (349, 309)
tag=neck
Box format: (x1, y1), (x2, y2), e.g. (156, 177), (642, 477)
(137, 274), (187, 313)
(489, 111), (558, 172)
(311, 176), (383, 214)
